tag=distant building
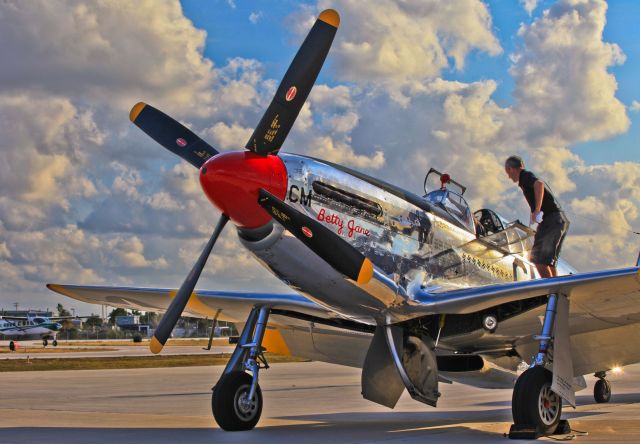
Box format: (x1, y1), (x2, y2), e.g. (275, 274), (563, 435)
(0, 310), (54, 317)
(115, 315), (150, 336)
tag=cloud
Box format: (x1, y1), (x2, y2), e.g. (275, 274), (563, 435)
(0, 0), (216, 114)
(206, 122), (254, 151)
(630, 100), (640, 112)
(292, 0), (501, 86)
(0, 0), (636, 313)
(510, 0), (629, 147)
(249, 11), (263, 25)
(520, 0), (540, 16)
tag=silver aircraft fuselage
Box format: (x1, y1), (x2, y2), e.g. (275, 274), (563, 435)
(238, 154), (574, 324)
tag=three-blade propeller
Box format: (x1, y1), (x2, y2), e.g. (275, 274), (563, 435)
(130, 10), (354, 353)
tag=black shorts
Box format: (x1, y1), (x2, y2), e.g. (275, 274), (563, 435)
(530, 211), (569, 267)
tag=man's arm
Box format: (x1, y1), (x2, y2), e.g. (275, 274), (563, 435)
(533, 180), (545, 221)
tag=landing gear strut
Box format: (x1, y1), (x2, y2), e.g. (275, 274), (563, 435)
(212, 306), (270, 431)
(594, 371), (611, 403)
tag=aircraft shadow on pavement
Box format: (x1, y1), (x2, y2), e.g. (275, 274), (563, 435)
(0, 423), (506, 444)
(575, 393), (640, 405)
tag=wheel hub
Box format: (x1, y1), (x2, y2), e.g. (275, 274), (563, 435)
(234, 385), (258, 420)
(538, 384), (560, 425)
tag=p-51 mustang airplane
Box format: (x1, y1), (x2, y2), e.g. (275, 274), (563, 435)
(48, 9), (640, 437)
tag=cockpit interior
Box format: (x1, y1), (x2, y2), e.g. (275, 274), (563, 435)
(422, 168), (516, 239)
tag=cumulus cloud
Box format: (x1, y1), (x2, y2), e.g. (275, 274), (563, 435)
(0, 0), (293, 309)
(291, 0), (501, 87)
(630, 100), (640, 112)
(0, 0), (216, 114)
(0, 0), (636, 312)
(510, 0), (629, 147)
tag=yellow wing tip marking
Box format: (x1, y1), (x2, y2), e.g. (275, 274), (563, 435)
(46, 283), (61, 293)
(129, 102), (147, 123)
(357, 258), (374, 285)
(319, 9), (340, 28)
(150, 336), (164, 354)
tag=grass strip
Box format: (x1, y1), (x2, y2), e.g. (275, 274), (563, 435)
(57, 339), (230, 347)
(0, 353), (307, 372)
(0, 347), (116, 354)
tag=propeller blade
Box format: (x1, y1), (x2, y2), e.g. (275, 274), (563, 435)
(150, 214), (229, 354)
(246, 9), (340, 156)
(130, 102), (218, 169)
(258, 188), (373, 284)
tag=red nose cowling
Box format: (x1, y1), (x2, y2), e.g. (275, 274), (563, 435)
(200, 151), (288, 228)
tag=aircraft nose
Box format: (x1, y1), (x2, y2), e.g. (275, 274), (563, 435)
(199, 151), (288, 228)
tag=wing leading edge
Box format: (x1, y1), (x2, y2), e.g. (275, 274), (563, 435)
(413, 266), (640, 316)
(46, 284), (337, 323)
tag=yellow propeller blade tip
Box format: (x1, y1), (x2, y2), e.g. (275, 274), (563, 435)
(357, 258), (374, 285)
(319, 9), (340, 28)
(129, 102), (146, 123)
(150, 336), (164, 354)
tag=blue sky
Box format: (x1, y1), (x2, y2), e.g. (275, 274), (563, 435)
(0, 0), (638, 314)
(182, 0), (639, 164)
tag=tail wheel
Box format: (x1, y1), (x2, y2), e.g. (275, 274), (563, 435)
(212, 371), (262, 431)
(512, 366), (562, 434)
(594, 379), (611, 403)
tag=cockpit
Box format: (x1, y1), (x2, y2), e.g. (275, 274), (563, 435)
(422, 169), (534, 252)
(422, 169), (475, 233)
(423, 188), (475, 233)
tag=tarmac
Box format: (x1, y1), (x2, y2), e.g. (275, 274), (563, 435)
(1, 358), (639, 443)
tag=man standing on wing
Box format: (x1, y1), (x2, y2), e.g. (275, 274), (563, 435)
(504, 155), (570, 278)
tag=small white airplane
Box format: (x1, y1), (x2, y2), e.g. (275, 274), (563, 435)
(0, 314), (65, 348)
(48, 9), (640, 439)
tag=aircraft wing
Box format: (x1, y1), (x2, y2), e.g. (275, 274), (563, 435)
(47, 283), (374, 367)
(413, 266), (639, 315)
(412, 266), (640, 376)
(46, 284), (344, 324)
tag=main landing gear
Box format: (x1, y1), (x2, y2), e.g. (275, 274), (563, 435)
(42, 338), (58, 347)
(594, 371), (611, 403)
(212, 306), (270, 431)
(510, 293), (572, 439)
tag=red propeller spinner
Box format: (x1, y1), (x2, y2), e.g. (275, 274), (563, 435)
(199, 151), (288, 228)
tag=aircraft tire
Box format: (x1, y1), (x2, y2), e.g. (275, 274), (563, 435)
(594, 378), (611, 403)
(512, 366), (561, 435)
(53, 339), (58, 347)
(9, 341), (15, 351)
(212, 371), (262, 431)
(42, 339), (48, 347)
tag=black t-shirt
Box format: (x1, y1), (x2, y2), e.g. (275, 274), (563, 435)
(518, 170), (561, 214)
